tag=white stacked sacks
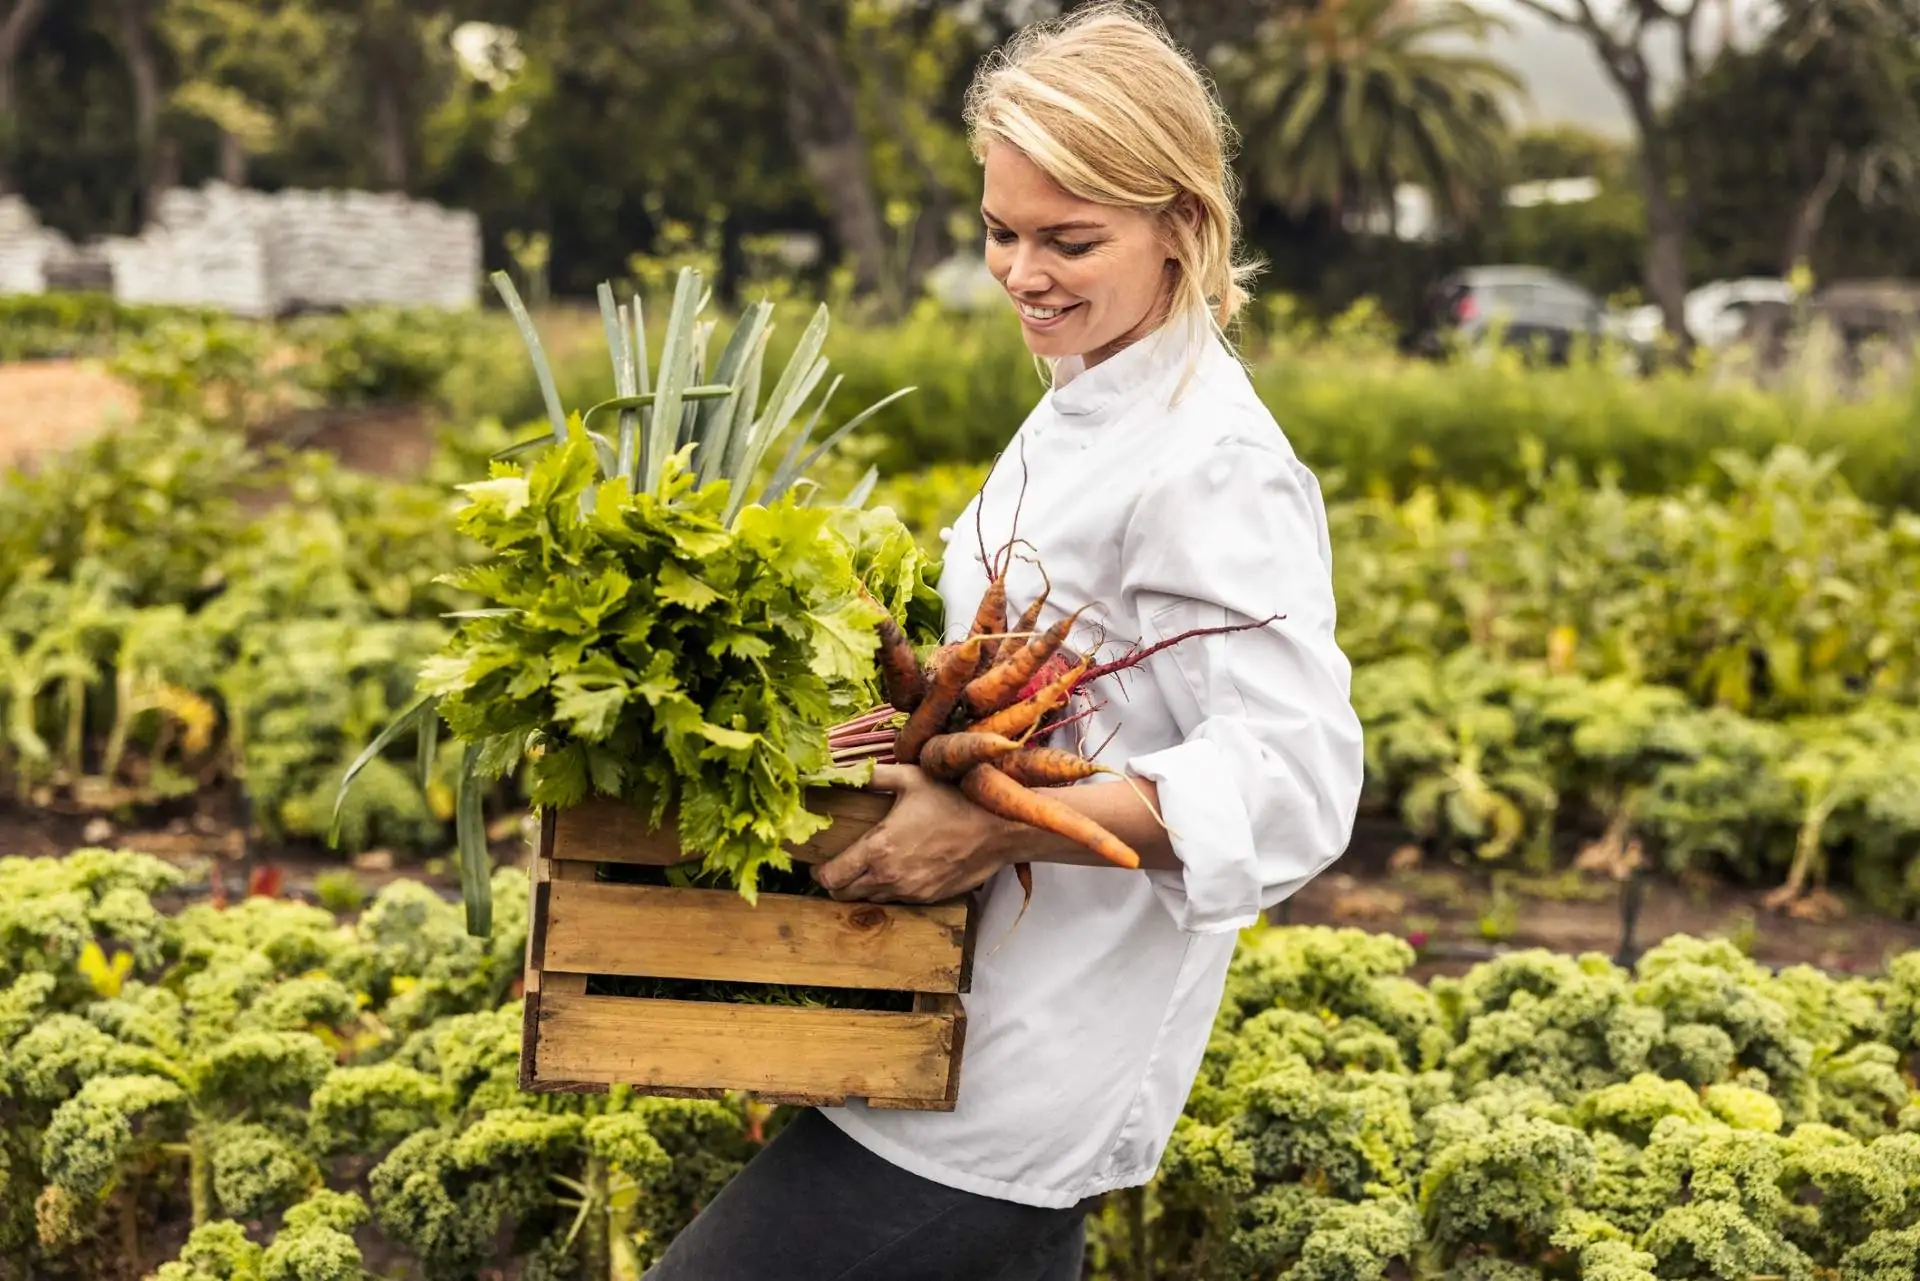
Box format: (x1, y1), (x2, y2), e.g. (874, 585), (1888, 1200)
(97, 182), (481, 316)
(0, 196), (74, 296)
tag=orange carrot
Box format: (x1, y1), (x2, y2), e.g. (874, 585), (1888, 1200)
(997, 746), (1107, 789)
(919, 731), (1024, 782)
(967, 575), (1008, 643)
(964, 607), (1085, 719)
(995, 566), (1051, 665)
(894, 636), (986, 765)
(960, 763), (1140, 869)
(1010, 860), (1034, 927)
(875, 614), (926, 713)
(969, 656), (1089, 741)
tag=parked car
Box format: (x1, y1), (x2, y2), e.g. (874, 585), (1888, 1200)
(1408, 266), (1616, 364)
(1619, 277), (1797, 350)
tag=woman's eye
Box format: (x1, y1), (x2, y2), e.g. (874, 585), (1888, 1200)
(986, 227), (1016, 245)
(1056, 241), (1095, 257)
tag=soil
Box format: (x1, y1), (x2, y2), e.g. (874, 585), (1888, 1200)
(0, 359), (140, 466)
(12, 795), (1920, 980)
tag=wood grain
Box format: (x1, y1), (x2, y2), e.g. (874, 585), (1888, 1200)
(533, 994), (959, 1104)
(542, 880), (968, 992)
(542, 858), (594, 997)
(552, 787), (893, 867)
(865, 993), (967, 1109)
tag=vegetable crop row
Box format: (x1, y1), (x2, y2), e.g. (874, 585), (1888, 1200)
(879, 445), (1920, 719)
(16, 852), (1920, 1278)
(1356, 648), (1920, 914)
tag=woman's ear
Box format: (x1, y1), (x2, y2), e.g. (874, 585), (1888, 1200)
(1161, 194), (1202, 260)
(1176, 192), (1203, 234)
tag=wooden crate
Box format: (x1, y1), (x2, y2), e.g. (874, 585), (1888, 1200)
(520, 788), (974, 1110)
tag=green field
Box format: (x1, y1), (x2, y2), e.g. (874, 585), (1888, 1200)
(10, 294), (1920, 1276)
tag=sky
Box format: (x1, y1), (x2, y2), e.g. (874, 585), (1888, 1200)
(1443, 0), (1774, 137)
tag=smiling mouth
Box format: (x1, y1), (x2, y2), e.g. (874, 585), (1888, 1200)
(1017, 301), (1079, 321)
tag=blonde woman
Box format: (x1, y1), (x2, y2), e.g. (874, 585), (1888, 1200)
(643, 5), (1362, 1277)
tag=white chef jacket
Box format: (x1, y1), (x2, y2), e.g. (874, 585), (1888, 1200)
(822, 319), (1364, 1208)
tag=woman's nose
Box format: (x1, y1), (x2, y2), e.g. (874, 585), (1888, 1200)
(1006, 244), (1050, 296)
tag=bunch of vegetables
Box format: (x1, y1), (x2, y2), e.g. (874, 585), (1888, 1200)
(835, 530), (1276, 913)
(340, 266), (934, 933)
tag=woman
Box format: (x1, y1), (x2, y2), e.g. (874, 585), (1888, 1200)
(642, 4), (1363, 1278)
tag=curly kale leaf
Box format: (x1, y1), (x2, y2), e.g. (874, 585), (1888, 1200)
(149, 1219), (264, 1280)
(261, 1190), (370, 1281)
(207, 1123), (318, 1222)
(308, 1063), (455, 1156)
(40, 1073), (188, 1203)
(1420, 1115), (1595, 1256)
(1640, 1199), (1817, 1281)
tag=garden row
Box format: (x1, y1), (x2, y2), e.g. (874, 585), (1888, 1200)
(11, 418), (1920, 914)
(882, 445), (1920, 719)
(20, 292), (1920, 510)
(14, 850), (1920, 1278)
(0, 848), (751, 1280)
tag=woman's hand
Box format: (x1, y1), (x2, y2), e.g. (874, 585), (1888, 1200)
(811, 764), (1010, 904)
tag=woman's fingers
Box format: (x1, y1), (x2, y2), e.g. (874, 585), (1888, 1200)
(813, 842), (876, 897)
(865, 763), (917, 794)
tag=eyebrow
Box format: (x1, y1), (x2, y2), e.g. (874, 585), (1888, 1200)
(981, 207), (1105, 234)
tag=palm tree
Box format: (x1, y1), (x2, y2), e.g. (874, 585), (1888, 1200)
(1222, 0), (1523, 233)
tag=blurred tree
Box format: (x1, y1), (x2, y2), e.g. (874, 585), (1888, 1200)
(1509, 123), (1621, 181)
(1502, 0), (1715, 346)
(1217, 0), (1522, 230)
(157, 0), (339, 186)
(0, 0), (48, 195)
(1673, 0), (1920, 277)
(316, 0), (441, 193)
(711, 0), (890, 299)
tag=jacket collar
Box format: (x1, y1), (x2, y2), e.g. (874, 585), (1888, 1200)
(1046, 320), (1200, 426)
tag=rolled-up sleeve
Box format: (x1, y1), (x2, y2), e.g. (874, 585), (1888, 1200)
(1117, 433), (1364, 934)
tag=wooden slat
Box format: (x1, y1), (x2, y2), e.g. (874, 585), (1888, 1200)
(554, 787), (892, 867)
(542, 859), (595, 997)
(543, 880), (968, 992)
(866, 993), (967, 1109)
(533, 994), (958, 1104)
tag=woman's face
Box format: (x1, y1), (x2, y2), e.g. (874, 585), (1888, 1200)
(981, 142), (1172, 367)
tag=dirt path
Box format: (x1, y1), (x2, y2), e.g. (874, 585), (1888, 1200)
(0, 359), (139, 467)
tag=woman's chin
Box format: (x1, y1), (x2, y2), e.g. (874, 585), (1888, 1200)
(1018, 324), (1083, 361)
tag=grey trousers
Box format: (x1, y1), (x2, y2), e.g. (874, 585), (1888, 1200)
(642, 1109), (1090, 1281)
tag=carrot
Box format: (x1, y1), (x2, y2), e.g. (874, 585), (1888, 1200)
(1009, 860), (1034, 929)
(964, 606), (1085, 719)
(874, 614), (926, 713)
(960, 763), (1140, 869)
(919, 731), (1024, 782)
(967, 575), (1008, 644)
(997, 746), (1108, 789)
(894, 636), (986, 765)
(995, 565), (1051, 665)
(969, 656), (1090, 742)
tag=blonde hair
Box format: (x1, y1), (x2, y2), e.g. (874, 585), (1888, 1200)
(963, 1), (1259, 358)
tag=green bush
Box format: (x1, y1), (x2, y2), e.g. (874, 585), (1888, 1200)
(0, 426), (476, 848)
(286, 306), (496, 408)
(16, 856), (1920, 1279)
(0, 851), (750, 1280)
(0, 293), (219, 363)
(1332, 446), (1920, 717)
(1089, 925), (1920, 1280)
(1260, 349), (1920, 511)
